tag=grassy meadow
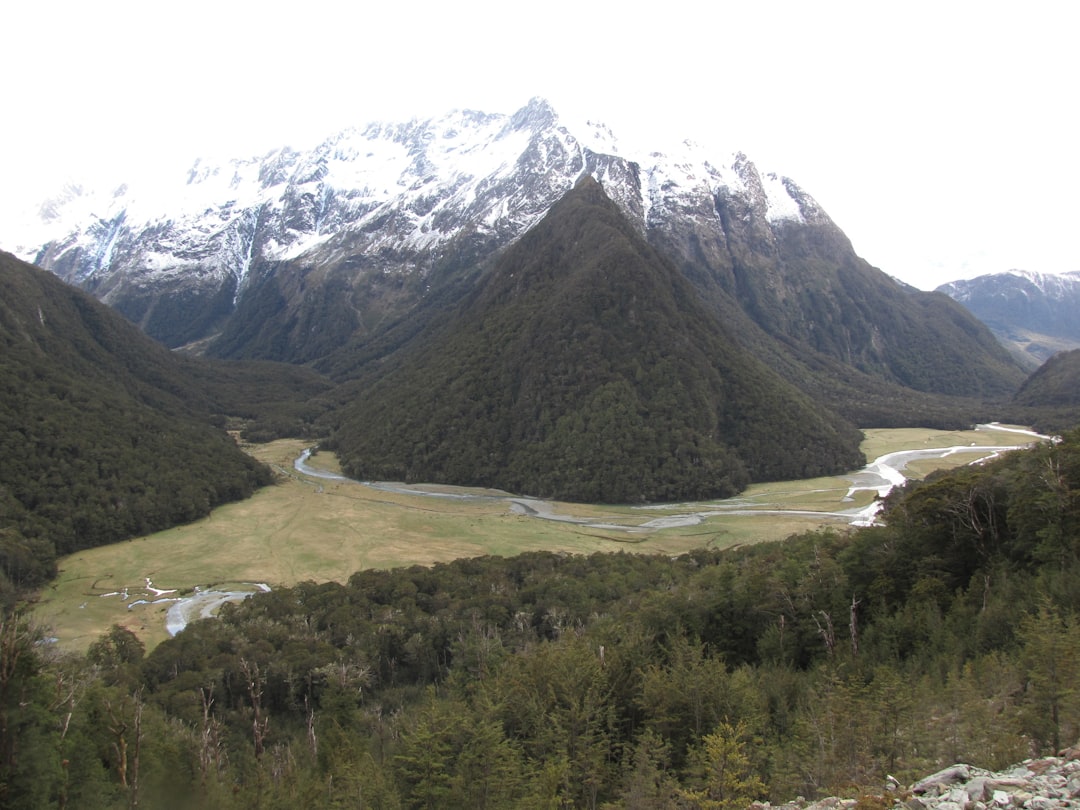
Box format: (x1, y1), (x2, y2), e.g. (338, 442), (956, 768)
(32, 424), (1041, 653)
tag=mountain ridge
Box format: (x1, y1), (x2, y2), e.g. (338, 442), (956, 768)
(328, 177), (865, 502)
(15, 99), (815, 352)
(10, 99), (1025, 416)
(938, 270), (1080, 369)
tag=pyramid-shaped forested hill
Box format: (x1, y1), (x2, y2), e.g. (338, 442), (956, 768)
(329, 178), (865, 503)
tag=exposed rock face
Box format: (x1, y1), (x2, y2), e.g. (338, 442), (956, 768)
(328, 178), (865, 502)
(754, 756), (1080, 810)
(22, 99), (788, 357)
(13, 99), (1023, 400)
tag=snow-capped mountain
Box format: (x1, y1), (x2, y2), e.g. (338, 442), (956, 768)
(938, 270), (1080, 369)
(7, 98), (1023, 407)
(10, 98), (827, 351)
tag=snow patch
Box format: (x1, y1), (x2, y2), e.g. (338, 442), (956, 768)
(762, 172), (804, 223)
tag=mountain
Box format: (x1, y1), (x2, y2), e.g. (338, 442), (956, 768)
(12, 99), (1024, 407)
(328, 178), (864, 503)
(0, 251), (284, 601)
(1013, 348), (1080, 408)
(937, 270), (1080, 369)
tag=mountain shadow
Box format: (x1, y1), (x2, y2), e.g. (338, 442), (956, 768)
(327, 178), (865, 503)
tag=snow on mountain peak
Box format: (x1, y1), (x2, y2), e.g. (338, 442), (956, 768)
(11, 99), (820, 308)
(937, 269), (1080, 313)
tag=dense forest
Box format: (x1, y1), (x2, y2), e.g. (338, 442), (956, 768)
(328, 179), (865, 502)
(1013, 349), (1080, 409)
(3, 203), (1077, 808)
(0, 252), (332, 605)
(3, 428), (1080, 809)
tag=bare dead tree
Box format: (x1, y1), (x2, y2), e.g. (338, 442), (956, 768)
(47, 655), (97, 810)
(240, 658), (269, 759)
(198, 685), (213, 786)
(305, 695), (317, 759)
(130, 688), (143, 810)
(103, 696), (129, 789)
(270, 743), (293, 785)
(197, 684), (227, 786)
(814, 610), (837, 656)
(849, 594), (862, 657)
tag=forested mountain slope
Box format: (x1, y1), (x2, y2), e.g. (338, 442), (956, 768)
(16, 100), (1024, 412)
(0, 252), (276, 602)
(1014, 349), (1080, 408)
(328, 178), (865, 502)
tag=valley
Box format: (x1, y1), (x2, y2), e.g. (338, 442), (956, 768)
(33, 423), (1042, 654)
(2, 97), (1077, 809)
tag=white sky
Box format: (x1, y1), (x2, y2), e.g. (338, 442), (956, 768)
(1, 0), (1076, 290)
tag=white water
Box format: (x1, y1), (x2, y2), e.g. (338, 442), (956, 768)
(165, 583), (271, 636)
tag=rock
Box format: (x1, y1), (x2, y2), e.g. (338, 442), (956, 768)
(945, 787), (970, 804)
(965, 777), (992, 802)
(913, 766), (975, 795)
(1066, 774), (1080, 797)
(784, 753), (1080, 810)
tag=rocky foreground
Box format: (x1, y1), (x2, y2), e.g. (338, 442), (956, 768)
(756, 754), (1080, 810)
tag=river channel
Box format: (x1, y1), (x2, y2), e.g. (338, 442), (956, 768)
(293, 422), (1048, 533)
(117, 424), (1048, 639)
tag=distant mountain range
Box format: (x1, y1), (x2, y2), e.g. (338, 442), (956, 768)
(937, 270), (1080, 370)
(3, 99), (1036, 502)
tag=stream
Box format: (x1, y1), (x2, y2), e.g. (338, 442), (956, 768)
(116, 424), (1045, 639)
(293, 422), (1049, 533)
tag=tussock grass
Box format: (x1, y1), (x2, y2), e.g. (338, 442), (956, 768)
(33, 427), (1040, 652)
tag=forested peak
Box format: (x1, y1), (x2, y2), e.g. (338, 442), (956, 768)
(473, 174), (686, 310)
(328, 180), (864, 502)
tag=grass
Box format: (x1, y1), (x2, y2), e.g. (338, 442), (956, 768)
(31, 425), (1044, 653)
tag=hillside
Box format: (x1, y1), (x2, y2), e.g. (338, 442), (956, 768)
(5, 429), (1080, 808)
(14, 100), (1024, 419)
(328, 178), (865, 502)
(652, 167), (1025, 401)
(1014, 348), (1080, 408)
(938, 270), (1080, 369)
(0, 251), (278, 602)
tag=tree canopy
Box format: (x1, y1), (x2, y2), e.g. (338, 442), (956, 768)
(5, 428), (1080, 808)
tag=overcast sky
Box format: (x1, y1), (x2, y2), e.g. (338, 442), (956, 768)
(2, 0), (1076, 290)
